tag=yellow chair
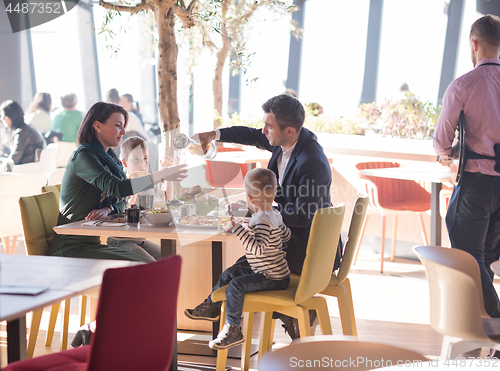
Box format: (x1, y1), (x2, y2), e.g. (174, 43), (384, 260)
(19, 192), (72, 357)
(318, 194), (369, 336)
(41, 184), (61, 201)
(211, 205), (345, 371)
(258, 335), (428, 371)
(414, 245), (500, 359)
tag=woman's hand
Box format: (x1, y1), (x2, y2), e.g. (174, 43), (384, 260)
(85, 207), (112, 220)
(151, 164), (188, 184)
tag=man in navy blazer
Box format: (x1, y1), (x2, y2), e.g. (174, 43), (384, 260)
(192, 94), (340, 339)
(199, 94), (340, 274)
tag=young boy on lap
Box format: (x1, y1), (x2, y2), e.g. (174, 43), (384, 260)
(185, 168), (291, 349)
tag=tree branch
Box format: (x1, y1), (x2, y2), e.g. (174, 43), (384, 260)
(99, 0), (152, 13)
(173, 0), (198, 29)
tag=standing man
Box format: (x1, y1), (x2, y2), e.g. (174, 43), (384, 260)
(434, 14), (500, 318)
(193, 94), (340, 338)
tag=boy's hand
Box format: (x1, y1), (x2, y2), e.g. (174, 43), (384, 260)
(223, 217), (238, 232)
(160, 156), (174, 168)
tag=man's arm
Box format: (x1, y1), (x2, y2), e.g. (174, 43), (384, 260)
(433, 81), (463, 162)
(197, 127), (273, 152)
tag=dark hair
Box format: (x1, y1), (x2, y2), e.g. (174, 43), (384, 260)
(470, 14), (500, 50)
(121, 136), (148, 160)
(262, 94), (305, 131)
(121, 94), (133, 103)
(0, 100), (25, 129)
(77, 102), (128, 145)
(106, 89), (120, 104)
(26, 92), (51, 114)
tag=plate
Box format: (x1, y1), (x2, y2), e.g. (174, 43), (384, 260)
(175, 216), (219, 229)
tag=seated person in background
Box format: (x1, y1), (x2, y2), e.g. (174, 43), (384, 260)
(106, 136), (162, 261)
(25, 92), (52, 133)
(50, 93), (84, 143)
(119, 93), (149, 139)
(0, 100), (45, 165)
(121, 93), (144, 126)
(195, 94), (337, 339)
(106, 88), (120, 104)
(49, 101), (187, 261)
(185, 168), (291, 350)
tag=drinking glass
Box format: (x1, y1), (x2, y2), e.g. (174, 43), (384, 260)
(218, 198), (231, 230)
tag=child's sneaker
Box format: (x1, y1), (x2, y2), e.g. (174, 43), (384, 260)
(209, 324), (244, 350)
(184, 299), (220, 321)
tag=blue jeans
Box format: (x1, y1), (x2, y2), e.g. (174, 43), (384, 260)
(106, 237), (161, 261)
(446, 172), (500, 317)
(208, 265), (290, 327)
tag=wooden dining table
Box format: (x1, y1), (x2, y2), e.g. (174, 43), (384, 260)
(360, 165), (452, 246)
(53, 219), (239, 370)
(0, 254), (139, 364)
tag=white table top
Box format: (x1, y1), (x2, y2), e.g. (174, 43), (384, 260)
(0, 254), (138, 322)
(360, 165), (451, 183)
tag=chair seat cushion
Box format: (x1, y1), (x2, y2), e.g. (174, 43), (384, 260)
(211, 285), (298, 307)
(3, 346), (89, 371)
(379, 198), (430, 212)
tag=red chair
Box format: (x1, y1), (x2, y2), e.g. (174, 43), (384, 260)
(3, 255), (182, 371)
(353, 162), (430, 273)
(204, 147), (248, 188)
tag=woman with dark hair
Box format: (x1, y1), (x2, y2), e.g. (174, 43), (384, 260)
(0, 100), (45, 165)
(25, 92), (52, 132)
(49, 101), (187, 261)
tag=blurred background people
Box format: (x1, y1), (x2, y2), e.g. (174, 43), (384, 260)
(106, 88), (120, 104)
(50, 93), (84, 143)
(118, 93), (149, 140)
(24, 92), (52, 133)
(120, 93), (143, 126)
(0, 100), (46, 166)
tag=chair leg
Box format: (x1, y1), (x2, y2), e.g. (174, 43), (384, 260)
(28, 309), (43, 358)
(2, 236), (15, 254)
(60, 299), (71, 351)
(215, 302), (229, 371)
(417, 212), (429, 246)
(315, 299), (332, 335)
(391, 215), (398, 262)
(296, 306), (311, 338)
(259, 312), (274, 355)
(336, 279), (358, 336)
(380, 215), (386, 273)
(46, 302), (61, 346)
(353, 214), (369, 265)
(79, 295), (87, 326)
(241, 312), (254, 371)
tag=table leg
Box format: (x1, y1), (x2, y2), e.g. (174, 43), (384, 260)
(212, 241), (223, 338)
(7, 317), (27, 363)
(161, 239), (177, 371)
(430, 182), (442, 246)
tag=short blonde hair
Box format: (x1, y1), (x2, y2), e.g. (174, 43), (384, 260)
(244, 168), (277, 203)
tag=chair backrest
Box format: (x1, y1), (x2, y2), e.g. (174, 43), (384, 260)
(86, 255), (182, 371)
(46, 168), (65, 186)
(42, 184), (62, 206)
(355, 161), (430, 211)
(413, 245), (488, 341)
(18, 192), (59, 255)
(295, 205), (345, 304)
(258, 336), (428, 371)
(336, 194), (369, 283)
(204, 148), (247, 188)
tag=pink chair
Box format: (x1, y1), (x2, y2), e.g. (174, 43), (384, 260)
(3, 255), (182, 371)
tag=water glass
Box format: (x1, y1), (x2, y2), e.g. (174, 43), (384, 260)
(218, 198), (231, 230)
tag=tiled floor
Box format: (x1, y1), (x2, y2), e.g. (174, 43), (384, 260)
(1, 235), (497, 369)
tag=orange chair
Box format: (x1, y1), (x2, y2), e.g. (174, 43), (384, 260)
(204, 147), (248, 188)
(353, 162), (430, 273)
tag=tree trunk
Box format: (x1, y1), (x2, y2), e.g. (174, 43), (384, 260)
(155, 3), (181, 197)
(213, 40), (231, 129)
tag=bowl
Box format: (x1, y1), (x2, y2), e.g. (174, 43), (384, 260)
(141, 210), (173, 226)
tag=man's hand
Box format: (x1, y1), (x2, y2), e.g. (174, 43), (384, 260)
(196, 131), (216, 153)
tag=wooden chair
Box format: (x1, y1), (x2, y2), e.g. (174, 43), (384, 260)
(19, 192), (72, 357)
(318, 194), (369, 336)
(4, 255), (182, 371)
(414, 245), (500, 359)
(258, 336), (428, 371)
(210, 205), (345, 371)
(353, 162), (430, 273)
